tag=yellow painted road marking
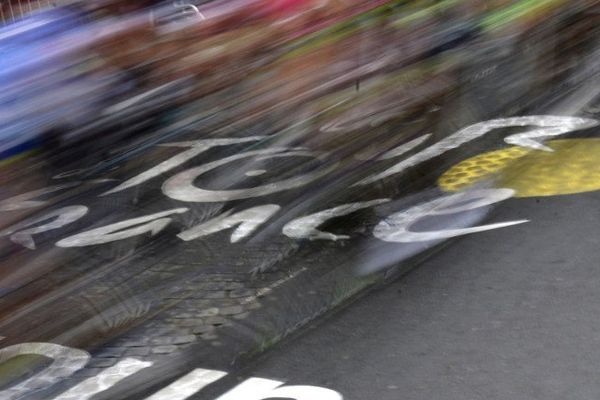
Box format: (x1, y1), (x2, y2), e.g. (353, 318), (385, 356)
(438, 139), (600, 197)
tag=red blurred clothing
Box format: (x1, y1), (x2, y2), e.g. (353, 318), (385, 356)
(267, 0), (314, 14)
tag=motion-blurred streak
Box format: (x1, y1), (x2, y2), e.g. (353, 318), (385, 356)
(1, 2), (600, 398)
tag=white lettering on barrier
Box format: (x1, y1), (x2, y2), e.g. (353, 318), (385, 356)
(102, 137), (265, 196)
(56, 208), (189, 247)
(374, 189), (528, 243)
(178, 205), (280, 243)
(0, 206), (88, 249)
(0, 343), (89, 400)
(353, 134), (432, 161)
(144, 368), (227, 400)
(215, 377), (343, 400)
(283, 199), (390, 241)
(53, 358), (152, 400)
(377, 134), (432, 160)
(162, 149), (337, 203)
(0, 117), (579, 253)
(0, 342), (344, 400)
(358, 116), (599, 185)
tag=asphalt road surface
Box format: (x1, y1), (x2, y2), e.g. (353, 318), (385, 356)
(220, 190), (600, 400)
